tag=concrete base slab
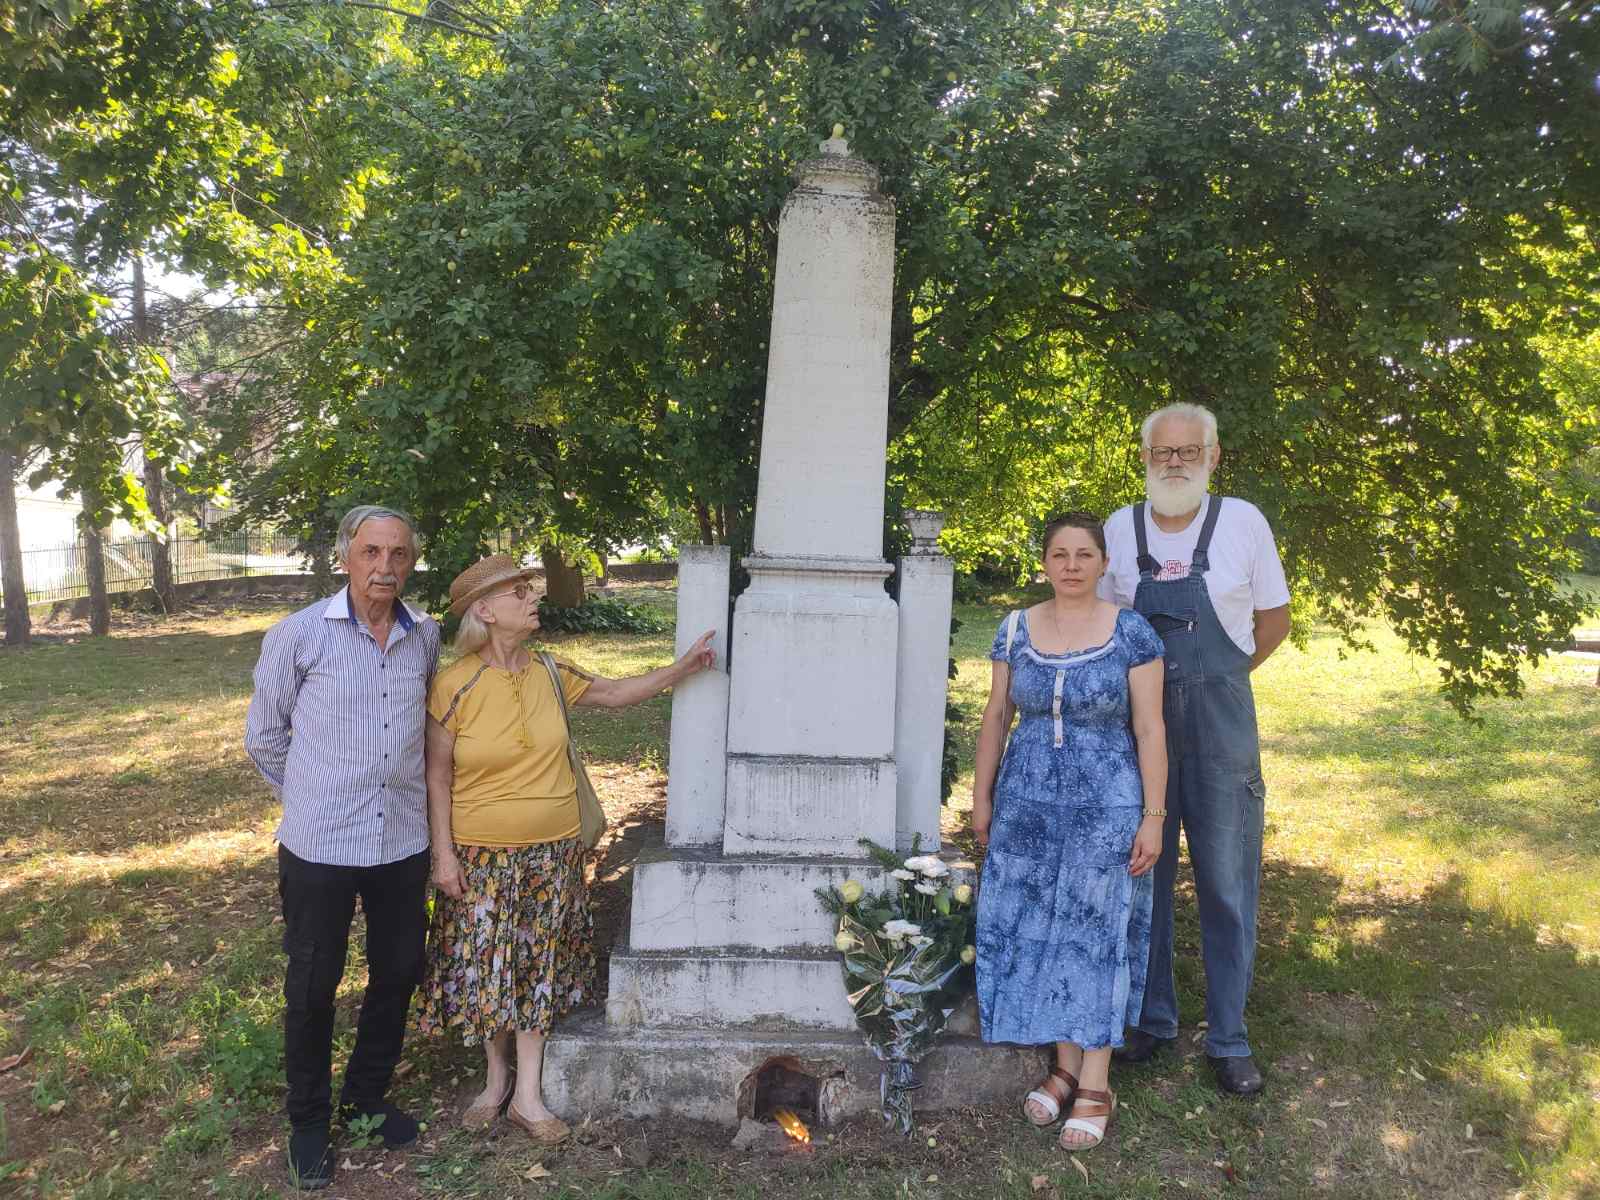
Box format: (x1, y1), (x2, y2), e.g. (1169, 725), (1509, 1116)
(543, 1010), (1046, 1126)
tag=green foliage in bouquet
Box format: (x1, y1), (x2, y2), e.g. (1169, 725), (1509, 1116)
(816, 838), (977, 1133)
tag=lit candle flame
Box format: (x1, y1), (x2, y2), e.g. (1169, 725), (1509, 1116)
(773, 1108), (811, 1144)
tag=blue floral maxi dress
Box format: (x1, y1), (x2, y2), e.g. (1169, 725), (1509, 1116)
(976, 607), (1165, 1048)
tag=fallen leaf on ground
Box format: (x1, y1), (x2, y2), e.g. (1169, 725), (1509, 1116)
(0, 1046), (32, 1072)
(1029, 1174), (1052, 1194)
(1308, 1118), (1328, 1130)
(1070, 1155), (1089, 1184)
(525, 1163), (551, 1180)
(45, 1100), (65, 1116)
(393, 1060), (414, 1079)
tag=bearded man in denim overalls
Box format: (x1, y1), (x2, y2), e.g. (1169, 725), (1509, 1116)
(1097, 403), (1292, 1096)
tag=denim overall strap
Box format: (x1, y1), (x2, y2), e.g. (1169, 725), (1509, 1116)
(1130, 494), (1264, 1060)
(1188, 494), (1226, 576)
(1132, 502), (1160, 580)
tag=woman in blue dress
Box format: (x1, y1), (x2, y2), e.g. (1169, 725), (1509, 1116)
(973, 512), (1168, 1151)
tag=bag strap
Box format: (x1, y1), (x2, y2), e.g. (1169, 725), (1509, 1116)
(538, 652), (576, 734)
(1004, 609), (1021, 657)
(539, 652), (591, 779)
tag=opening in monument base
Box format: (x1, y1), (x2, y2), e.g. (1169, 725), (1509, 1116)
(736, 1055), (842, 1130)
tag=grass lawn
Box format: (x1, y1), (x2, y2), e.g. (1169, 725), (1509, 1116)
(0, 583), (1596, 1199)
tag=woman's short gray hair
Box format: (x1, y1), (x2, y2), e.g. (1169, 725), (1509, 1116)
(453, 609), (491, 656)
(1141, 402), (1219, 448)
(336, 505), (421, 563)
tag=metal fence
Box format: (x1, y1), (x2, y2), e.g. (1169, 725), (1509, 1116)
(22, 531), (307, 605)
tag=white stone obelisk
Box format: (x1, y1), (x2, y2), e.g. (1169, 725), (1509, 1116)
(542, 135), (1042, 1126)
(722, 133), (900, 856)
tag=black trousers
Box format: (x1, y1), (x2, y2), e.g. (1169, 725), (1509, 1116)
(277, 844), (429, 1130)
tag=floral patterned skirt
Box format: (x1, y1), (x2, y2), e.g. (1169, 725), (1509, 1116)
(416, 838), (597, 1045)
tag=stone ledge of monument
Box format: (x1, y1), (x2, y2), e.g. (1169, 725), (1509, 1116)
(610, 943), (843, 961)
(633, 843), (896, 868)
(741, 552), (895, 575)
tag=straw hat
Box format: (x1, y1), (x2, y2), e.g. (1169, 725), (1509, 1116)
(448, 554), (537, 616)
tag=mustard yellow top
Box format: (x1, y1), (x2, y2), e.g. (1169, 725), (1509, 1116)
(427, 652), (594, 847)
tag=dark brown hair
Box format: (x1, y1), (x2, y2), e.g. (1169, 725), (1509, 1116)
(1042, 511), (1107, 559)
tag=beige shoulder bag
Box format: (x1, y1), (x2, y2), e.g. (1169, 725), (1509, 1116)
(538, 652), (606, 850)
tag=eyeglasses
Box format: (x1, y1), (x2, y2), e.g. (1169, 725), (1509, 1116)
(492, 583), (532, 602)
(1147, 443), (1213, 464)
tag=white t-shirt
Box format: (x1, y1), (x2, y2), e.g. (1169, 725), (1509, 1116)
(1097, 495), (1290, 656)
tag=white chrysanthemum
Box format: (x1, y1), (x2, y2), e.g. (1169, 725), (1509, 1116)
(909, 935), (934, 948)
(890, 868), (915, 881)
(902, 855), (950, 878)
(881, 919), (923, 940)
(913, 881), (940, 896)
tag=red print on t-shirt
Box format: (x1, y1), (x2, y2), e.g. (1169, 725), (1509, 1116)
(1156, 558), (1187, 581)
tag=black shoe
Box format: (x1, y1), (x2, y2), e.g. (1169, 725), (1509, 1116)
(339, 1099), (420, 1148)
(287, 1125), (334, 1191)
(1112, 1028), (1175, 1064)
(1208, 1053), (1264, 1096)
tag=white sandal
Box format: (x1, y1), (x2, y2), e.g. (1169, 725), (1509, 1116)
(1058, 1087), (1117, 1150)
(1023, 1066), (1078, 1126)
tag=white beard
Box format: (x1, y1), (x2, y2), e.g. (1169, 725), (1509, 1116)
(1146, 463), (1211, 517)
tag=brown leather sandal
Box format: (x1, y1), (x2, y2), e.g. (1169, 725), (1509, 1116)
(1023, 1066), (1079, 1126)
(1058, 1086), (1117, 1149)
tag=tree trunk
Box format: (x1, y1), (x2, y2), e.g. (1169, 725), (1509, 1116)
(0, 449), (30, 647)
(694, 500), (714, 545)
(81, 515), (110, 636)
(594, 542), (610, 590)
(307, 527), (337, 595)
(539, 543), (585, 608)
(143, 457), (177, 614)
(133, 256), (178, 616)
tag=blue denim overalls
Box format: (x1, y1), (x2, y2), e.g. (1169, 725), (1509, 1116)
(1131, 497), (1266, 1059)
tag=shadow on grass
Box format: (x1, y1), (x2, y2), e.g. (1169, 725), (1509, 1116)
(1244, 854), (1599, 1195)
(1, 628), (267, 713)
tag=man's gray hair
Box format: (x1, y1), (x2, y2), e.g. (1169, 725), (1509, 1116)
(1141, 402), (1219, 448)
(336, 504), (421, 563)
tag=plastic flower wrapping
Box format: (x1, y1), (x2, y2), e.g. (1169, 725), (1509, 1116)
(816, 839), (976, 1134)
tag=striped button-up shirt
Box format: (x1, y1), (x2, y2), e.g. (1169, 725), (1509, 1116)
(244, 587), (440, 867)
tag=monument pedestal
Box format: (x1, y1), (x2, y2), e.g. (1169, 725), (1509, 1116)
(545, 1014), (1043, 1127)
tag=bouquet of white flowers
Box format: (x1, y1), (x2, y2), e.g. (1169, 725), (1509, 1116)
(816, 839), (977, 1133)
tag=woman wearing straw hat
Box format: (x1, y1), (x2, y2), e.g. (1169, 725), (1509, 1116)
(417, 555), (714, 1143)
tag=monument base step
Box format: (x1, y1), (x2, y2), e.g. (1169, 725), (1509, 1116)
(605, 944), (858, 1029)
(626, 846), (890, 953)
(543, 1009), (1046, 1126)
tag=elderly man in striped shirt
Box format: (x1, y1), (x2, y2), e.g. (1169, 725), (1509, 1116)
(245, 505), (440, 1191)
